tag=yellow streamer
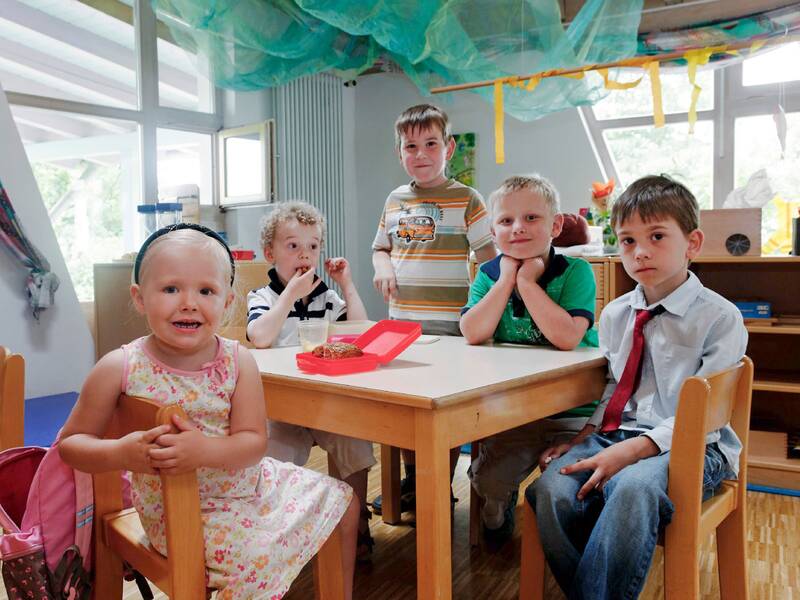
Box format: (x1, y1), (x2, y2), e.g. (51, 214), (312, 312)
(494, 79), (505, 164)
(525, 75), (541, 91)
(750, 39), (767, 53)
(597, 67), (643, 90)
(645, 61), (664, 128)
(685, 48), (714, 133)
(561, 71), (585, 80)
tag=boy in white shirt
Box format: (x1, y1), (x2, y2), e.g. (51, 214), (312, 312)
(527, 175), (748, 599)
(248, 201), (376, 560)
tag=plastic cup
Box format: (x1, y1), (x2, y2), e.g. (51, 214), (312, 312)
(297, 319), (329, 352)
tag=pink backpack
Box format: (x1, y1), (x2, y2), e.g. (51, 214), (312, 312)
(0, 444), (94, 599)
(0, 442), (151, 600)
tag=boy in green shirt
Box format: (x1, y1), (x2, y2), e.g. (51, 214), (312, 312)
(460, 174), (598, 547)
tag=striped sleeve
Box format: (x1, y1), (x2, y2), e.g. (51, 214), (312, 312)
(465, 190), (493, 250)
(372, 198), (392, 251)
(247, 287), (271, 323)
(328, 290), (348, 322)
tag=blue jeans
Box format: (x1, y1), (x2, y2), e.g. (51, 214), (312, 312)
(525, 430), (731, 600)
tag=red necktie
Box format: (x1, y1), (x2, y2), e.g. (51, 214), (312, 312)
(600, 306), (665, 433)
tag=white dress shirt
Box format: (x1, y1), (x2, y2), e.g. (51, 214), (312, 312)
(587, 271), (748, 474)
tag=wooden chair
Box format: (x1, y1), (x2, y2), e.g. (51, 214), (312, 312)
(519, 357), (754, 600)
(0, 346), (25, 451)
(93, 394), (347, 600)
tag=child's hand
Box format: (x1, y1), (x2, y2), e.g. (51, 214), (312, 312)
(499, 255), (522, 283)
(538, 442), (573, 471)
(324, 257), (352, 288)
(518, 256), (546, 283)
(559, 436), (659, 500)
(149, 414), (208, 475)
(373, 268), (397, 302)
(284, 267), (322, 303)
(118, 425), (171, 474)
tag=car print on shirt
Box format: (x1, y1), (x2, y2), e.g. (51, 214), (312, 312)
(396, 215), (436, 243)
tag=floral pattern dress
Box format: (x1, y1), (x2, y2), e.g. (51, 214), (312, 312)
(123, 336), (352, 599)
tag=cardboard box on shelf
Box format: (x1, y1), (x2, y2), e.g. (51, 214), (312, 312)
(699, 208), (761, 257)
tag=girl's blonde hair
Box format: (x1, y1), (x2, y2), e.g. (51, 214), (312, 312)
(258, 201), (326, 250)
(137, 229), (233, 289)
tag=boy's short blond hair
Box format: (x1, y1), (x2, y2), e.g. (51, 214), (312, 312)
(611, 175), (699, 234)
(259, 201), (326, 250)
(394, 104), (452, 149)
(488, 174), (561, 218)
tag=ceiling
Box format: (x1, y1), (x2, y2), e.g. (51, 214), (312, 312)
(562, 0), (797, 34)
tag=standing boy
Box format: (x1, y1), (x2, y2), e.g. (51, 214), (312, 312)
(527, 175), (748, 599)
(371, 104), (496, 515)
(247, 201), (377, 560)
(460, 174), (598, 547)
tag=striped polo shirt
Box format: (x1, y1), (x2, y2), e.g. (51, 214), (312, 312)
(372, 179), (493, 327)
(246, 268), (347, 347)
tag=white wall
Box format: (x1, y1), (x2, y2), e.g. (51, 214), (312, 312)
(346, 73), (604, 320)
(0, 84), (95, 398)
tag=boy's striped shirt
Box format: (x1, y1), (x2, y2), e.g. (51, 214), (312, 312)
(372, 179), (493, 324)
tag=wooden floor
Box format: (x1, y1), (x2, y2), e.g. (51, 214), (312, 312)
(3, 446), (798, 599)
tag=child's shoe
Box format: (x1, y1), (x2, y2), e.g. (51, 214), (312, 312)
(371, 478), (459, 516)
(371, 475), (415, 515)
(482, 490), (517, 550)
(356, 508), (375, 563)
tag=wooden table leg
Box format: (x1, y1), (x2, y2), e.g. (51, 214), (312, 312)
(415, 411), (452, 599)
(380, 444), (401, 524)
(469, 440), (482, 547)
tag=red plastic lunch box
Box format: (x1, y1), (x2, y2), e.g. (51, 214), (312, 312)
(296, 320), (421, 375)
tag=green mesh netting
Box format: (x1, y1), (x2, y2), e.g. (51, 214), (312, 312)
(153, 0), (644, 121)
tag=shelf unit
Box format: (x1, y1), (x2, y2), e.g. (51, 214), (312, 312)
(594, 255), (800, 491)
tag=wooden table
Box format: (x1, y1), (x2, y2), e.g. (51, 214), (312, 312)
(254, 337), (606, 600)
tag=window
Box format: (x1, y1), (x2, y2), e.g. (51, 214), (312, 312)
(11, 106), (141, 300)
(742, 42), (800, 86)
(155, 9), (214, 112)
(592, 68), (713, 120)
(735, 113), (800, 252)
(0, 0), (137, 109)
(2, 0), (222, 300)
(603, 122), (713, 209)
(585, 44), (800, 254)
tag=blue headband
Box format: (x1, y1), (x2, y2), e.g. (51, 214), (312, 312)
(133, 223), (235, 285)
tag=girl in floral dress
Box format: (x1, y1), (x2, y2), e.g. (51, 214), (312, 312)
(59, 224), (358, 599)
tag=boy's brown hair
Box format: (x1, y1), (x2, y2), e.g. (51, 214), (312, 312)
(611, 175), (699, 235)
(394, 104), (452, 149)
(258, 201), (326, 250)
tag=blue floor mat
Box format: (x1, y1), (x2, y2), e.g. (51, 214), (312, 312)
(24, 392), (78, 447)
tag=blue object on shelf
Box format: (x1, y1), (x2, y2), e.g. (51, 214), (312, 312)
(734, 301), (772, 319)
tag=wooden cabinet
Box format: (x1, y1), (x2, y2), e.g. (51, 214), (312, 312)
(93, 261), (271, 359)
(586, 258), (608, 319)
(593, 256), (800, 490)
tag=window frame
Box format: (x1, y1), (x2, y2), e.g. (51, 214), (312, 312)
(582, 55), (800, 209)
(4, 0), (223, 208)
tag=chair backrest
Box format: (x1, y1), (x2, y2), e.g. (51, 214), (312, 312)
(668, 356), (754, 525)
(94, 395), (206, 597)
(0, 346), (25, 450)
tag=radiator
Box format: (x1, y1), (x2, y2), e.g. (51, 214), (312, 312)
(274, 74), (346, 263)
